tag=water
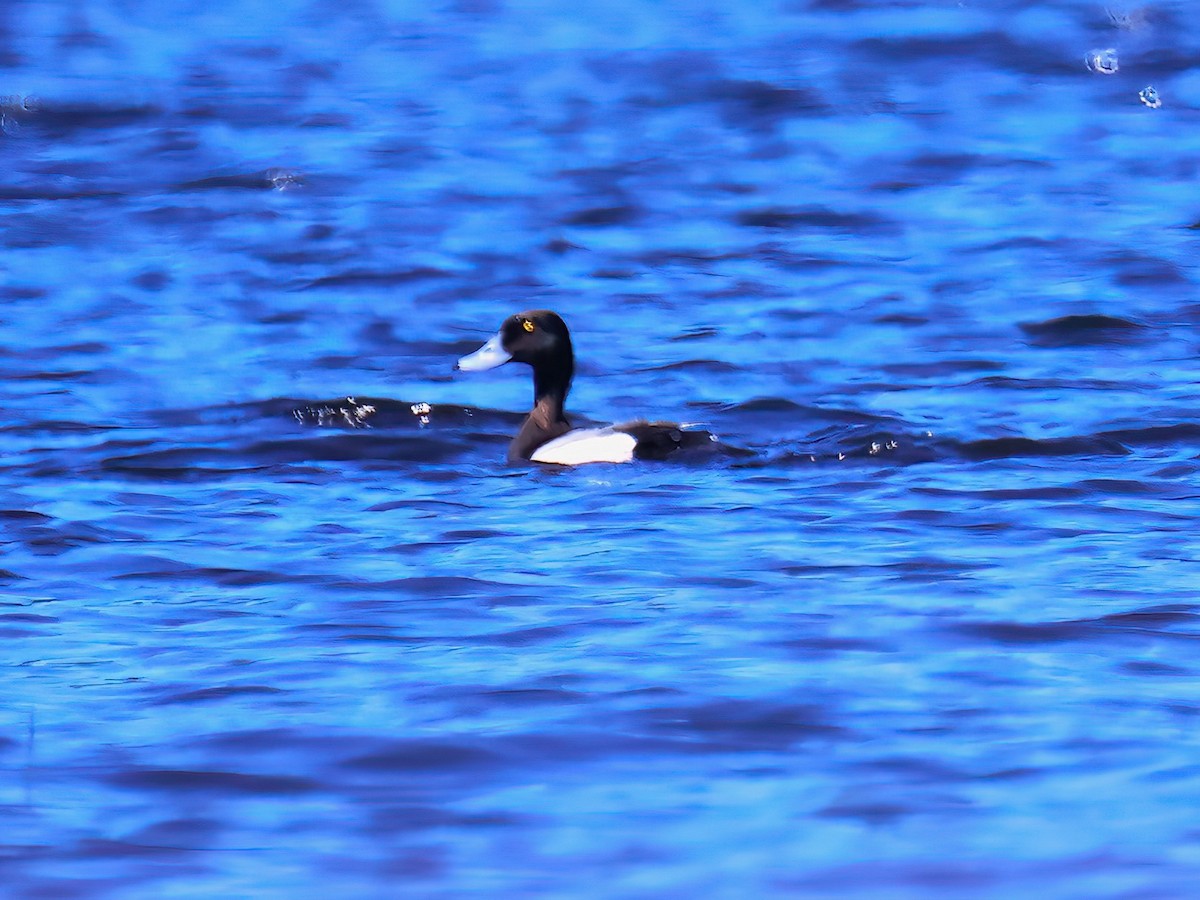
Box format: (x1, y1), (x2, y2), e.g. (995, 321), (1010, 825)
(2, 0), (1200, 896)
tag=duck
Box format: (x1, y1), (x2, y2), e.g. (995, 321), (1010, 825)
(456, 310), (716, 465)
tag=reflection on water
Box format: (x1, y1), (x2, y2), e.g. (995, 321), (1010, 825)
(2, 0), (1200, 896)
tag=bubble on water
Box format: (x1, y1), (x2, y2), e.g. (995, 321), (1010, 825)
(410, 402), (432, 426)
(266, 168), (303, 191)
(294, 396), (377, 428)
(1106, 6), (1149, 30)
(1139, 85), (1161, 108)
(0, 94), (33, 136)
(1086, 48), (1119, 74)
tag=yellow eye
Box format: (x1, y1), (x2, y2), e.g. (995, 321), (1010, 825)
(522, 319), (535, 333)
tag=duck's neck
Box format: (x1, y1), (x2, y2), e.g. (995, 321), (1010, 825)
(508, 361), (573, 462)
(532, 366), (570, 423)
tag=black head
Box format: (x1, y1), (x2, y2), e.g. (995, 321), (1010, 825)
(457, 309), (575, 405)
(497, 310), (571, 366)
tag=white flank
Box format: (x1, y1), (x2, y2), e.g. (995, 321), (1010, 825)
(531, 428), (637, 465)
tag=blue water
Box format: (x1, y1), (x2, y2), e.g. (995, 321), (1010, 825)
(3, 1), (1200, 896)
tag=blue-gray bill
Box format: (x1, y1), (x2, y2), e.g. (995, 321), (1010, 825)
(456, 333), (510, 372)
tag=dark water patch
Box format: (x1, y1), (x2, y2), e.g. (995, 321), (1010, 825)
(298, 267), (453, 291)
(588, 266), (640, 280)
(130, 268), (171, 291)
(782, 859), (1003, 895)
(153, 685), (286, 706)
(473, 625), (586, 648)
(125, 817), (224, 849)
(957, 620), (1088, 645)
(1120, 660), (1193, 677)
(0, 185), (124, 202)
(815, 798), (937, 824)
(328, 575), (509, 599)
(0, 510), (52, 524)
(173, 169), (303, 192)
(664, 326), (720, 345)
(367, 499), (474, 513)
(712, 398), (910, 433)
(972, 235), (1061, 252)
(873, 312), (928, 326)
(635, 359), (740, 374)
(106, 557), (319, 586)
(1019, 314), (1148, 347)
(914, 485), (1084, 502)
(343, 741), (502, 776)
(101, 433), (477, 476)
(439, 528), (512, 541)
(735, 206), (894, 233)
(1102, 423), (1200, 451)
(23, 102), (161, 136)
(965, 374), (1134, 392)
(596, 49), (719, 106)
(108, 768), (318, 796)
(774, 636), (896, 657)
(779, 563), (877, 577)
(953, 604), (1200, 647)
(561, 205), (640, 227)
(478, 688), (589, 708)
(953, 434), (1129, 461)
(1076, 478), (1166, 496)
(709, 79), (829, 125)
(634, 700), (845, 751)
(0, 875), (135, 900)
(854, 30), (1058, 76)
(68, 838), (207, 862)
(902, 152), (1055, 181)
(100, 452), (275, 478)
(751, 249), (860, 274)
(1153, 462), (1200, 478)
(365, 804), (533, 836)
(639, 250), (747, 269)
(852, 755), (969, 783)
(0, 613), (57, 624)
(302, 625), (409, 645)
(130, 204), (234, 229)
(6, 368), (95, 383)
(714, 396), (806, 415)
(195, 567), (322, 588)
(0, 284), (48, 300)
(7, 520), (136, 556)
(1097, 607), (1200, 629)
(1163, 705), (1200, 720)
(410, 683), (589, 714)
(1105, 252), (1189, 287)
(0, 614), (58, 643)
(885, 556), (988, 580)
